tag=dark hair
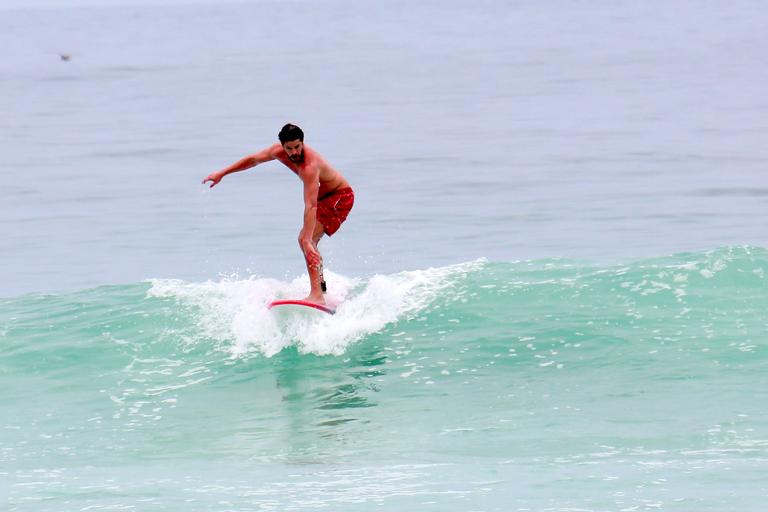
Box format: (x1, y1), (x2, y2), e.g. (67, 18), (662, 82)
(278, 123), (304, 144)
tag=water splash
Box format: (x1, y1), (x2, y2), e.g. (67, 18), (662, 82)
(147, 259), (486, 357)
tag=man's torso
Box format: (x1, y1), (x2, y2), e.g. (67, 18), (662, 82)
(273, 144), (350, 197)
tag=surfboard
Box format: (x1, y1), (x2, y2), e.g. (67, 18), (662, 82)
(268, 299), (336, 315)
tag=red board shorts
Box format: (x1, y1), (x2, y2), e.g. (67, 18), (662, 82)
(317, 187), (354, 236)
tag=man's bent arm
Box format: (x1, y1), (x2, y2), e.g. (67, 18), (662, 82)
(298, 169), (321, 263)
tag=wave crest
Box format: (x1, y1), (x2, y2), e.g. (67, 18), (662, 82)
(147, 259), (486, 357)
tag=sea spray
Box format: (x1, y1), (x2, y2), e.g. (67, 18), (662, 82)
(146, 259), (486, 356)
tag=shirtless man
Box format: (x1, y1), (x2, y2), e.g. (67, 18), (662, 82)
(202, 123), (354, 306)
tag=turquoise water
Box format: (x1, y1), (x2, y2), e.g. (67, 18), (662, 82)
(2, 0), (768, 509)
(3, 247), (767, 510)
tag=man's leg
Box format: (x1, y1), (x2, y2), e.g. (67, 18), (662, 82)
(301, 222), (327, 304)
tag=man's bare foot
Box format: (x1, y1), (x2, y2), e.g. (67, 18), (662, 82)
(301, 294), (326, 306)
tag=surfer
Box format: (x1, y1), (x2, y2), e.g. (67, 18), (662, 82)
(202, 123), (354, 307)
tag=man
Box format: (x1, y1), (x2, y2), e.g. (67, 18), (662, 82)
(202, 123), (354, 307)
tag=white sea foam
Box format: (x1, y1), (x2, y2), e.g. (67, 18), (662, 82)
(147, 260), (485, 357)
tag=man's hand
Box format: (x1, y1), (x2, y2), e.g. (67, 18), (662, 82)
(202, 171), (224, 188)
(301, 238), (321, 267)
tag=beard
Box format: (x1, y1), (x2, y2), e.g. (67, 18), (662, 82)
(289, 151), (304, 163)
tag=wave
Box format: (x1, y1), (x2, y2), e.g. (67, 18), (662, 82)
(146, 259), (485, 357)
(2, 246), (766, 467)
(1, 246), (766, 368)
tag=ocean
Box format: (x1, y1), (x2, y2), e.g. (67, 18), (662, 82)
(1, 0), (767, 510)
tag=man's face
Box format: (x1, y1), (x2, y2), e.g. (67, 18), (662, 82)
(283, 140), (304, 163)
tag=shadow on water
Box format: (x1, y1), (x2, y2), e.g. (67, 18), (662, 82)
(267, 342), (388, 462)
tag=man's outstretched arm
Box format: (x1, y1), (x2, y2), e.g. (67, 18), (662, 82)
(202, 143), (280, 188)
